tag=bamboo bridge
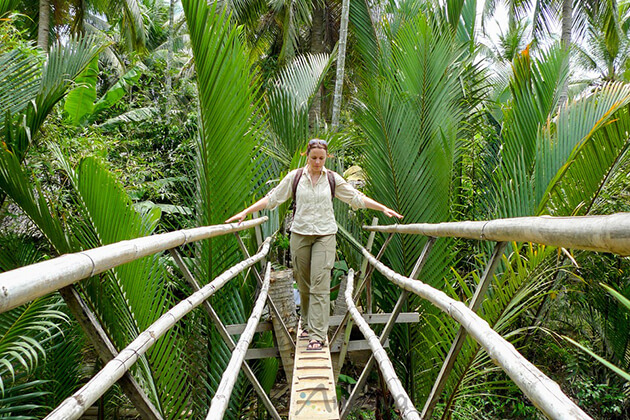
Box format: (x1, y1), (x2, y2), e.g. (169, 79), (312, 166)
(2, 214), (629, 419)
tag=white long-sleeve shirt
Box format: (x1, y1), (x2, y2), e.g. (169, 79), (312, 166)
(265, 166), (366, 235)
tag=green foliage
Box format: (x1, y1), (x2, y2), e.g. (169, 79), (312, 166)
(0, 296), (68, 396)
(63, 57), (99, 126)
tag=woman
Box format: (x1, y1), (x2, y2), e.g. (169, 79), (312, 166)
(226, 139), (403, 351)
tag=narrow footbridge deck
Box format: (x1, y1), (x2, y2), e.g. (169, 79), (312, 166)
(2, 214), (629, 419)
(289, 322), (339, 419)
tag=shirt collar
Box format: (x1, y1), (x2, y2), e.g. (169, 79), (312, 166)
(304, 164), (327, 180)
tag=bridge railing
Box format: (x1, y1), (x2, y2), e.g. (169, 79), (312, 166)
(0, 217), (268, 313)
(349, 214), (630, 420)
(0, 217), (271, 420)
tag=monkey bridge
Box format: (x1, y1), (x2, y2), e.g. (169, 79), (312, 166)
(2, 214), (626, 419)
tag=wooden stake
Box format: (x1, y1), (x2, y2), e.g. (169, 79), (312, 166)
(58, 286), (164, 420)
(168, 249), (281, 420)
(421, 241), (507, 419)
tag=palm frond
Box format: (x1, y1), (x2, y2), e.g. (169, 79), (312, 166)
(63, 57), (99, 126)
(266, 52), (333, 165)
(0, 147), (71, 253)
(5, 34), (105, 162)
(536, 82), (630, 215)
(98, 106), (159, 129)
(0, 296), (69, 395)
(0, 378), (51, 419)
(183, 0), (268, 415)
(0, 48), (42, 136)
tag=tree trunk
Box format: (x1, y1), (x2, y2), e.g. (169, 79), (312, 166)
(331, 0), (350, 130)
(561, 0), (572, 50)
(309, 0), (325, 125)
(166, 0), (175, 119)
(38, 0), (50, 51)
(558, 0), (572, 105)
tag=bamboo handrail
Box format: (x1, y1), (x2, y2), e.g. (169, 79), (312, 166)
(359, 247), (592, 420)
(45, 238), (272, 420)
(344, 269), (421, 420)
(364, 214), (630, 255)
(207, 263), (272, 418)
(0, 217), (268, 314)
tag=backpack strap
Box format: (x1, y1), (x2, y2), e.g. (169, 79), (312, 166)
(327, 170), (336, 199)
(292, 168), (304, 201)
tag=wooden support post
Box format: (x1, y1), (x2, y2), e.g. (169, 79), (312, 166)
(421, 241), (507, 419)
(364, 217), (379, 314)
(329, 232), (394, 348)
(58, 286), (164, 420)
(234, 234), (295, 351)
(168, 249), (281, 420)
(252, 211), (266, 270)
(340, 237), (436, 419)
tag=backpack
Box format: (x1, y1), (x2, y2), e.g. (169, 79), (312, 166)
(291, 167), (336, 206)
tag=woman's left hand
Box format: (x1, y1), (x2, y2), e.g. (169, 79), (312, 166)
(383, 208), (404, 219)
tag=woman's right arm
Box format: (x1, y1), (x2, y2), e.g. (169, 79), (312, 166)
(225, 170), (296, 224)
(225, 196), (270, 224)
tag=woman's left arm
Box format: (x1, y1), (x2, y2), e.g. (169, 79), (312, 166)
(333, 173), (403, 219)
(362, 196), (404, 219)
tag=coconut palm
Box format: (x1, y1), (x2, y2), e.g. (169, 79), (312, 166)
(574, 0), (630, 82)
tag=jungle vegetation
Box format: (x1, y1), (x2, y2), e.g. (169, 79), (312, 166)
(0, 0), (629, 418)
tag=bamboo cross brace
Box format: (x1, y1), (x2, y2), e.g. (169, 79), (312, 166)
(168, 249), (281, 420)
(329, 232), (394, 347)
(0, 217), (268, 314)
(234, 233), (295, 350)
(345, 269), (421, 420)
(360, 247), (592, 420)
(341, 237), (436, 419)
(58, 286), (164, 420)
(363, 217), (379, 314)
(44, 238), (271, 420)
(207, 263), (272, 418)
(421, 241), (508, 419)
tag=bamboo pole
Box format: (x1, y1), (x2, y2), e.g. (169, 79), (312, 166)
(0, 218), (268, 314)
(329, 232), (394, 347)
(341, 236), (436, 419)
(421, 241), (508, 419)
(207, 263), (272, 418)
(364, 214), (630, 255)
(58, 286), (164, 420)
(45, 238), (271, 420)
(344, 270), (421, 420)
(360, 247), (592, 420)
(168, 249), (281, 420)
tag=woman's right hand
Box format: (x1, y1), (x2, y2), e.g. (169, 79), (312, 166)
(225, 211), (247, 224)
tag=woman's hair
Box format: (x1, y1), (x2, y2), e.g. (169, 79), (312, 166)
(303, 138), (333, 157)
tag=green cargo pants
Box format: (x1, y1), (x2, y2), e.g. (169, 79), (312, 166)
(290, 232), (336, 343)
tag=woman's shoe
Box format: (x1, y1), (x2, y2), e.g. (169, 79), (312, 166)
(299, 329), (309, 339)
(306, 340), (324, 351)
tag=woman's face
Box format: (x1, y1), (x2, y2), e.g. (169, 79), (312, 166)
(308, 148), (327, 172)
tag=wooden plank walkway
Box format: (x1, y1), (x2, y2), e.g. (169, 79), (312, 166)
(289, 322), (340, 419)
